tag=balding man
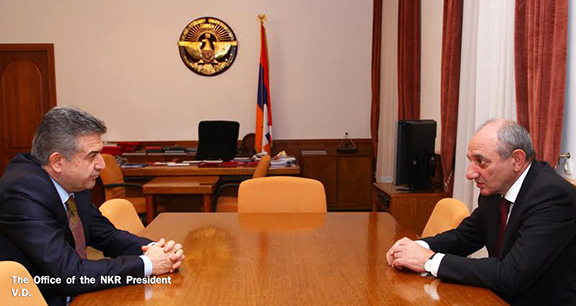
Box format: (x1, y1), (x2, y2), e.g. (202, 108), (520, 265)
(386, 119), (576, 305)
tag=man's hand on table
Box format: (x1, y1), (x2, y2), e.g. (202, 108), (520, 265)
(142, 238), (185, 275)
(386, 237), (434, 273)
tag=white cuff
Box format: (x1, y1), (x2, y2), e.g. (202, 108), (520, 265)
(140, 255), (153, 277)
(416, 240), (444, 277)
(428, 253), (445, 277)
(415, 240), (430, 249)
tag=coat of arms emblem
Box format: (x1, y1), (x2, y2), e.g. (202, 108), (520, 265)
(178, 17), (238, 76)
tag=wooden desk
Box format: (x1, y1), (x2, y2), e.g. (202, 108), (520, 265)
(122, 165), (300, 177)
(372, 182), (448, 235)
(142, 177), (219, 222)
(72, 213), (505, 306)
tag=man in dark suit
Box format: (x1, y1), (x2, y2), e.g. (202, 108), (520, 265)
(386, 119), (576, 305)
(0, 106), (185, 305)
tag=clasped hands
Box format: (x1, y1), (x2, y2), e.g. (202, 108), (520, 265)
(386, 237), (434, 273)
(141, 238), (185, 275)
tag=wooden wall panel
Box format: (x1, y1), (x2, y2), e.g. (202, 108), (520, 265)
(338, 155), (373, 209)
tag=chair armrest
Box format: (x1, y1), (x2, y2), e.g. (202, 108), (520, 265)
(218, 176), (250, 186)
(103, 183), (142, 189)
(212, 182), (242, 212)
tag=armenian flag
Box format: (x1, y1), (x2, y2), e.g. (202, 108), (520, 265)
(255, 18), (273, 154)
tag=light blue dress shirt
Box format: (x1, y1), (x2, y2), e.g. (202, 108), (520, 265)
(49, 177), (153, 276)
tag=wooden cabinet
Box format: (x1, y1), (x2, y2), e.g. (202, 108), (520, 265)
(300, 152), (373, 210)
(372, 182), (448, 234)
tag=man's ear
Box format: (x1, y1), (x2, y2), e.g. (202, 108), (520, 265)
(47, 152), (65, 173)
(511, 149), (526, 172)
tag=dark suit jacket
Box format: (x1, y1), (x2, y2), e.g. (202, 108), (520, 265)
(0, 154), (153, 306)
(422, 161), (576, 305)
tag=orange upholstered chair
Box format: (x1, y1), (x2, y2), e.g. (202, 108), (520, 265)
(238, 176), (327, 213)
(421, 198), (470, 238)
(99, 198), (145, 234)
(99, 154), (146, 214)
(213, 155), (271, 212)
(0, 261), (47, 305)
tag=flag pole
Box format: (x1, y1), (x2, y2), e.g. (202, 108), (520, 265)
(255, 13), (273, 155)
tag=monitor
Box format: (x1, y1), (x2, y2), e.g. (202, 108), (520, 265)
(394, 120), (437, 191)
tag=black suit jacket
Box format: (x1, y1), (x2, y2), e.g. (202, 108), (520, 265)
(0, 154), (153, 306)
(422, 161), (576, 305)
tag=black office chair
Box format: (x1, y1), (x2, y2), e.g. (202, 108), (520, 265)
(195, 120), (240, 161)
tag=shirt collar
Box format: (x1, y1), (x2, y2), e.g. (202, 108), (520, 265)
(49, 177), (73, 204)
(503, 162), (532, 204)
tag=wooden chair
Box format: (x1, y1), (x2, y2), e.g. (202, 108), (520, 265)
(238, 133), (256, 157)
(0, 261), (47, 306)
(99, 198), (145, 234)
(213, 155), (271, 212)
(238, 176), (327, 213)
(421, 198), (470, 238)
(100, 154), (146, 214)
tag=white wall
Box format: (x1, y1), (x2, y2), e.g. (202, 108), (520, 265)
(558, 2), (576, 180)
(420, 0), (444, 152)
(0, 0), (372, 141)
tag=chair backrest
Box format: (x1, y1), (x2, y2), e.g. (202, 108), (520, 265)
(100, 154), (127, 200)
(238, 133), (257, 157)
(238, 177), (327, 213)
(421, 198), (470, 238)
(195, 121), (240, 161)
(252, 155), (271, 178)
(99, 199), (145, 234)
(0, 261), (47, 306)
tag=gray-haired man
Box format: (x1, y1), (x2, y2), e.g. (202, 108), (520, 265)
(386, 119), (576, 305)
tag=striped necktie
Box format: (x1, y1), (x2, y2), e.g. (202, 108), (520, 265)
(66, 197), (87, 259)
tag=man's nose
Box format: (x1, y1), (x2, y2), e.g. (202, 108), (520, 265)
(466, 163), (478, 180)
(95, 154), (106, 171)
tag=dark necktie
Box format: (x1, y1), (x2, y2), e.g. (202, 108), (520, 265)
(66, 197), (87, 259)
(494, 197), (511, 256)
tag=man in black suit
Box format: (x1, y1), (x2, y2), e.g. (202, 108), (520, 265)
(0, 105), (185, 305)
(386, 119), (576, 305)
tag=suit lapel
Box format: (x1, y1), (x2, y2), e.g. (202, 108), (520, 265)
(500, 161), (543, 257)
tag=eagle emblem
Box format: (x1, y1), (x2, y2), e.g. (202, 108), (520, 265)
(178, 17), (238, 76)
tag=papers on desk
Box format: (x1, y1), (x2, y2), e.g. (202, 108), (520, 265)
(153, 162), (189, 166)
(182, 160), (202, 164)
(270, 157), (297, 167)
(182, 160), (223, 164)
(167, 162), (189, 167)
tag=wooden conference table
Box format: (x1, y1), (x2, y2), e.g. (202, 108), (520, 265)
(72, 213), (506, 306)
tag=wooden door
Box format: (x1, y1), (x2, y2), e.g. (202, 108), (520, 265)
(0, 44), (57, 174)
